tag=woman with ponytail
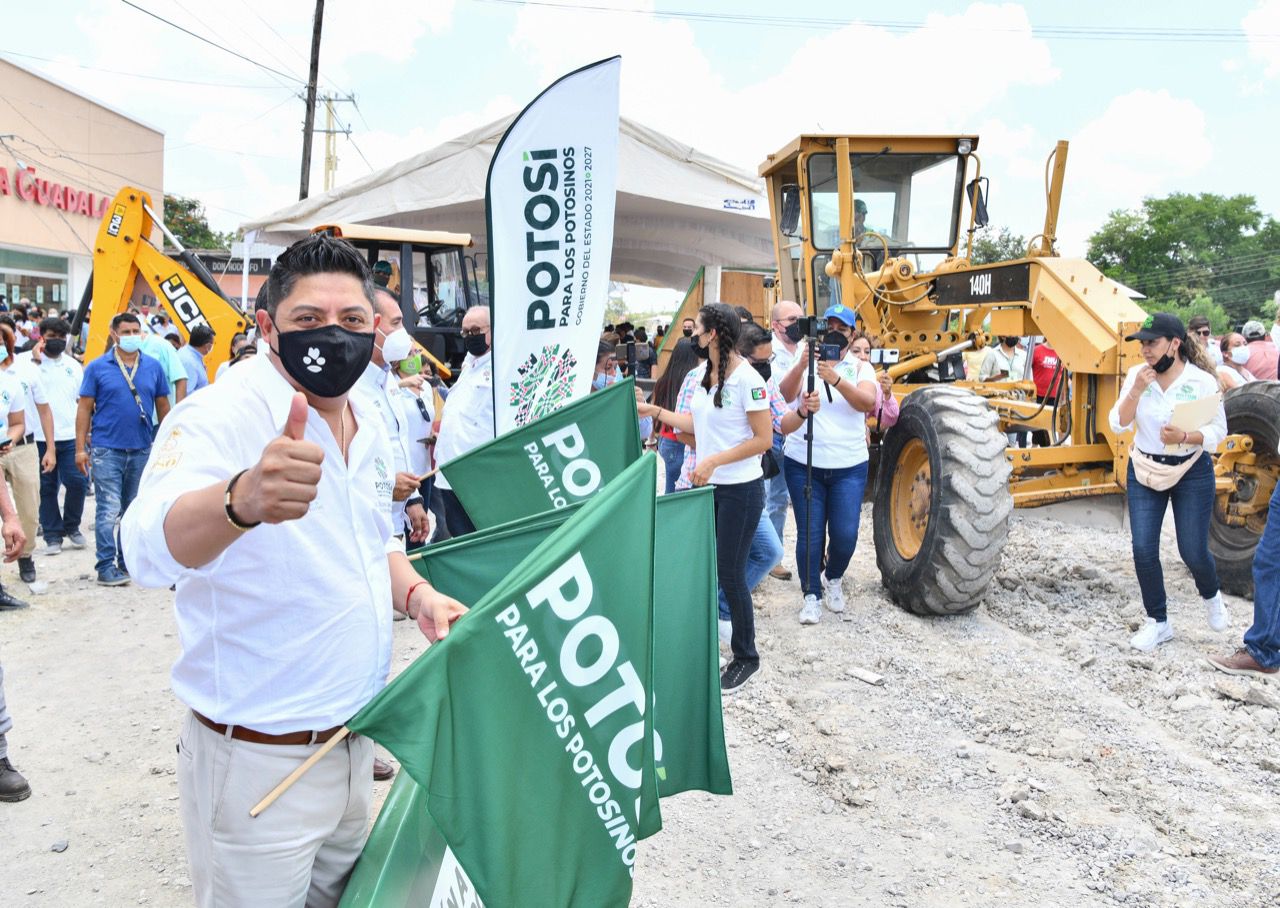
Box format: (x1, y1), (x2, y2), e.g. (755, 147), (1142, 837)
(1109, 312), (1229, 652)
(639, 303), (772, 693)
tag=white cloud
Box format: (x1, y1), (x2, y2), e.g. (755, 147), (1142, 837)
(1243, 0), (1280, 77)
(510, 1), (1058, 170)
(1054, 90), (1212, 253)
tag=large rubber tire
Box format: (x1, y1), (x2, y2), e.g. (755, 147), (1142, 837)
(1208, 382), (1280, 599)
(872, 386), (1013, 616)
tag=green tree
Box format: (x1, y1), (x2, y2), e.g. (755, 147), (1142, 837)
(163, 194), (230, 249)
(969, 226), (1027, 264)
(1086, 193), (1280, 327)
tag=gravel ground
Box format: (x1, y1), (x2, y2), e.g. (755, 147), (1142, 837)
(1, 494), (1277, 907)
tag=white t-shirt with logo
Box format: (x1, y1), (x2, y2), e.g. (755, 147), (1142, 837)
(689, 359), (770, 486)
(782, 354), (876, 469)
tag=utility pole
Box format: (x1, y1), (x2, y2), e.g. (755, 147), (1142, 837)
(298, 0), (324, 201)
(315, 94), (354, 192)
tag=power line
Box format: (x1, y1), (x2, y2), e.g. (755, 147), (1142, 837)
(0, 49), (279, 88)
(0, 136), (94, 254)
(471, 0), (1280, 42)
(118, 0), (306, 86)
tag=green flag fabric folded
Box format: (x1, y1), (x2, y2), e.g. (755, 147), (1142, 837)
(348, 455), (661, 908)
(414, 488), (731, 800)
(338, 772), (483, 908)
(438, 377), (642, 530)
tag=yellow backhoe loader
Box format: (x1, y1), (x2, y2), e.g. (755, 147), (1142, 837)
(72, 187), (249, 379)
(759, 135), (1276, 614)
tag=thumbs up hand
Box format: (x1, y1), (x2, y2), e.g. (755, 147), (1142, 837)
(232, 393), (326, 525)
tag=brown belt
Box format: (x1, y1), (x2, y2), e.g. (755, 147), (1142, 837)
(192, 710), (345, 746)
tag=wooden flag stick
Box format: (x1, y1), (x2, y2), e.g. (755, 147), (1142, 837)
(249, 727), (350, 817)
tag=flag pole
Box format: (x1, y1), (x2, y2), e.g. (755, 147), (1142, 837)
(249, 727), (350, 817)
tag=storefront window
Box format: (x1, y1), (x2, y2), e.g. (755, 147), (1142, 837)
(0, 248), (69, 311)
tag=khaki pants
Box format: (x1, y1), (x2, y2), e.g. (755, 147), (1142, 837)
(177, 712), (373, 908)
(0, 443), (39, 558)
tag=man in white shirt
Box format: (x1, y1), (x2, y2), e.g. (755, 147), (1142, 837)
(764, 299), (806, 580)
(356, 290), (428, 546)
(433, 305), (493, 537)
(120, 235), (466, 908)
(0, 325), (53, 586)
(24, 318), (88, 555)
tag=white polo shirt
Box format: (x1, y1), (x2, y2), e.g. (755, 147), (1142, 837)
(689, 358), (770, 485)
(433, 351), (494, 490)
(0, 361), (36, 437)
(20, 352), (79, 442)
(355, 361), (415, 530)
(782, 354), (877, 469)
(120, 352), (399, 734)
(0, 368), (27, 430)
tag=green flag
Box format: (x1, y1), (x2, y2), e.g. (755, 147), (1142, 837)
(439, 378), (642, 530)
(349, 455), (660, 908)
(339, 772), (483, 908)
(414, 489), (731, 799)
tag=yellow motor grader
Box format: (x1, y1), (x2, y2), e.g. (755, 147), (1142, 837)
(759, 135), (1276, 615)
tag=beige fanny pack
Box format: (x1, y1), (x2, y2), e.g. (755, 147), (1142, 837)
(1130, 448), (1201, 491)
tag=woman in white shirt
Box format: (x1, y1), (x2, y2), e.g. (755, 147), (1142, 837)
(640, 303), (772, 693)
(1108, 312), (1229, 652)
(782, 306), (879, 626)
(1216, 332), (1255, 391)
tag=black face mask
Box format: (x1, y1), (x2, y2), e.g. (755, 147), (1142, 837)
(692, 337), (711, 359)
(682, 327), (693, 338)
(784, 321), (804, 344)
(1152, 341), (1178, 374)
(271, 324), (374, 399)
(752, 361), (771, 382)
(1001, 336), (1020, 348)
(822, 330), (849, 350)
(43, 339), (66, 357)
(463, 334), (490, 357)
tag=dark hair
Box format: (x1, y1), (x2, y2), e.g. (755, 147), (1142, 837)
(189, 325), (215, 348)
(653, 338), (700, 412)
(1187, 315), (1211, 331)
(261, 234), (375, 318)
(596, 340), (615, 367)
(0, 315), (14, 332)
(111, 312), (141, 331)
(39, 317), (71, 337)
(733, 305), (754, 324)
(634, 327), (648, 342)
(0, 325), (13, 359)
(698, 303), (742, 407)
(736, 323), (771, 357)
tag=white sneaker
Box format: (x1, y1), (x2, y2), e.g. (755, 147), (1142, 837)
(821, 573), (846, 613)
(1204, 593), (1229, 633)
(1130, 618), (1173, 652)
(718, 619), (732, 646)
(798, 594), (822, 625)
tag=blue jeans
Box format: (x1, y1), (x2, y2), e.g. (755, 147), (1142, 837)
(92, 446), (148, 575)
(439, 488), (476, 538)
(37, 439), (88, 543)
(783, 457), (870, 598)
(714, 479), (764, 662)
(657, 436), (685, 496)
(765, 432), (790, 541)
(1126, 455), (1219, 622)
(1245, 482), (1280, 668)
(717, 513), (784, 620)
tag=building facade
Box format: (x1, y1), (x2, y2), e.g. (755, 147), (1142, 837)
(0, 58), (163, 313)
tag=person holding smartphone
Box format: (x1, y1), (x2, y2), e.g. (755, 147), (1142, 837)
(782, 305), (879, 625)
(640, 304), (772, 693)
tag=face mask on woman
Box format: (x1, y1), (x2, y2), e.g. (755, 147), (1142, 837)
(1231, 346), (1251, 365)
(592, 371), (611, 390)
(1152, 340), (1177, 374)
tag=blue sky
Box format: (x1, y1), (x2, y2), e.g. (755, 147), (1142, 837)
(5, 0), (1278, 298)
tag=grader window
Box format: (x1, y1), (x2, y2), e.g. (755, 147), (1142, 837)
(807, 151), (965, 253)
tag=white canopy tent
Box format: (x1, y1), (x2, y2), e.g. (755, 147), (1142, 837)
(241, 115), (776, 291)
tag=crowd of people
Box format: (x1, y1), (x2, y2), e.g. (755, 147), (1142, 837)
(1, 251), (1278, 907)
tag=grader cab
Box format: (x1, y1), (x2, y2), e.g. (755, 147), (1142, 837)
(759, 134), (1278, 615)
